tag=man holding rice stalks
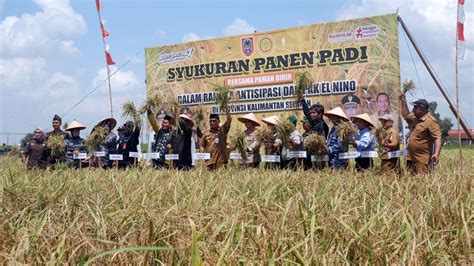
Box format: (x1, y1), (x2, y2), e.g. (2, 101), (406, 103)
(171, 114), (194, 170)
(300, 99), (329, 169)
(151, 115), (174, 168)
(377, 114), (400, 171)
(237, 113), (261, 168)
(324, 107), (350, 169)
(46, 114), (68, 165)
(200, 112), (232, 170)
(64, 120), (87, 168)
(400, 96), (441, 174)
(279, 115), (304, 170)
(259, 115), (281, 169)
(349, 113), (376, 170)
(90, 118), (117, 168)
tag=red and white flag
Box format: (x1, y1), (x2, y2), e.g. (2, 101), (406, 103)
(105, 45), (115, 65)
(95, 0), (102, 12)
(100, 23), (110, 38)
(457, 0), (466, 59)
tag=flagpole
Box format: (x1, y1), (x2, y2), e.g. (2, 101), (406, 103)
(456, 1), (462, 168)
(96, 2), (114, 118)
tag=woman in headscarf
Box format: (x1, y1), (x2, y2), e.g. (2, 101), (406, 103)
(24, 128), (48, 169)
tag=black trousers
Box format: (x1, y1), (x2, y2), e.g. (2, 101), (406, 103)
(355, 157), (373, 171)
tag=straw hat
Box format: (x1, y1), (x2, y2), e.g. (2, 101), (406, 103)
(94, 117), (117, 131)
(66, 120), (86, 131)
(351, 113), (375, 127)
(324, 107), (349, 121)
(262, 115), (280, 126)
(237, 113), (260, 126)
(179, 114), (195, 127)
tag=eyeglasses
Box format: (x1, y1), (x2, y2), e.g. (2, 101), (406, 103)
(210, 119), (218, 123)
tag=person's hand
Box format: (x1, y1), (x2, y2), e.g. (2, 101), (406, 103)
(166, 144), (172, 150)
(399, 93), (406, 101)
(431, 154), (439, 165)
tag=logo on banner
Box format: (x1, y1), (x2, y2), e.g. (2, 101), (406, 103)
(258, 35), (274, 54)
(241, 37), (254, 56)
(354, 24), (380, 40)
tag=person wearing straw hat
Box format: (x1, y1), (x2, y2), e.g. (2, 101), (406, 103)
(200, 111), (232, 170)
(65, 120), (87, 168)
(350, 113), (376, 170)
(117, 120), (141, 168)
(378, 114), (400, 171)
(24, 128), (48, 169)
(400, 97), (441, 174)
(237, 112), (261, 168)
(261, 115), (281, 168)
(325, 107), (350, 169)
(171, 114), (194, 170)
(93, 118), (117, 168)
(152, 115), (175, 168)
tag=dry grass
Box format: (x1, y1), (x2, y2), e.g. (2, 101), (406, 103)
(0, 148), (473, 264)
(84, 127), (107, 153)
(46, 134), (66, 158)
(229, 129), (248, 162)
(402, 80), (416, 95)
(213, 83), (233, 114)
(122, 101), (143, 128)
(304, 133), (327, 155)
(295, 71), (312, 101)
(336, 121), (359, 143)
(255, 127), (275, 154)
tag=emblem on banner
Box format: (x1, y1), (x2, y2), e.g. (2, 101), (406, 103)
(241, 37), (254, 56)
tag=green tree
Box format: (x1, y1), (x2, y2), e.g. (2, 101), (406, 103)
(428, 101), (453, 140)
(20, 133), (33, 149)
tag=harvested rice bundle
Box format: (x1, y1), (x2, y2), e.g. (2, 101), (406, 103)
(85, 127), (107, 152)
(373, 126), (390, 145)
(213, 83), (233, 114)
(139, 91), (163, 114)
(230, 129), (248, 161)
(276, 119), (295, 148)
(402, 80), (415, 95)
(122, 101), (142, 128)
(304, 133), (327, 155)
(192, 105), (207, 129)
(295, 71), (312, 101)
(255, 127), (275, 154)
(47, 134), (66, 158)
(335, 121), (359, 143)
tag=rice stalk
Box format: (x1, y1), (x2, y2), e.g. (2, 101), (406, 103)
(213, 83), (233, 114)
(85, 127), (107, 153)
(255, 127), (275, 154)
(373, 126), (390, 145)
(402, 80), (415, 95)
(295, 72), (312, 101)
(276, 120), (295, 148)
(304, 133), (327, 155)
(335, 121), (359, 143)
(46, 134), (66, 158)
(230, 129), (248, 161)
(122, 101), (143, 128)
(192, 105), (207, 129)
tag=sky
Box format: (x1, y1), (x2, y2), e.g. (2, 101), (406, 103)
(1, 0), (473, 144)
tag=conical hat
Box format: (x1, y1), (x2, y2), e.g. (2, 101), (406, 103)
(351, 113), (375, 127)
(324, 107), (349, 121)
(179, 114), (195, 127)
(94, 117), (117, 131)
(237, 113), (260, 126)
(66, 120), (86, 131)
(262, 115), (280, 126)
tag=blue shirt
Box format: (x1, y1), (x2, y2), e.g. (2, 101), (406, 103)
(354, 127), (376, 152)
(327, 126), (348, 169)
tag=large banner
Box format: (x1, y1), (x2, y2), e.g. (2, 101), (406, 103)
(145, 13), (400, 127)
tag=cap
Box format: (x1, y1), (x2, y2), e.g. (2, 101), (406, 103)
(209, 113), (220, 120)
(341, 93), (360, 108)
(288, 115), (297, 125)
(379, 113), (394, 121)
(410, 99), (429, 109)
(53, 114), (62, 122)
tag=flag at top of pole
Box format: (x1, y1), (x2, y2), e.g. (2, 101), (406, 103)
(457, 0), (465, 59)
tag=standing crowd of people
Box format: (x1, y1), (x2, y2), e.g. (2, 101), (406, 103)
(23, 96), (441, 175)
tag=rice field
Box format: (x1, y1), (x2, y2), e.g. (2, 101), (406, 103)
(0, 147), (472, 264)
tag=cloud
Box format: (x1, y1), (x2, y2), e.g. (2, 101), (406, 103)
(336, 0), (474, 126)
(0, 57), (48, 89)
(92, 67), (142, 93)
(154, 28), (167, 38)
(0, 0), (87, 57)
(223, 18), (256, 36)
(182, 32), (201, 42)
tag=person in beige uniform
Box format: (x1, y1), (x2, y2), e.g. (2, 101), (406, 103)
(237, 113), (261, 168)
(378, 114), (400, 171)
(400, 97), (441, 174)
(200, 112), (232, 170)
